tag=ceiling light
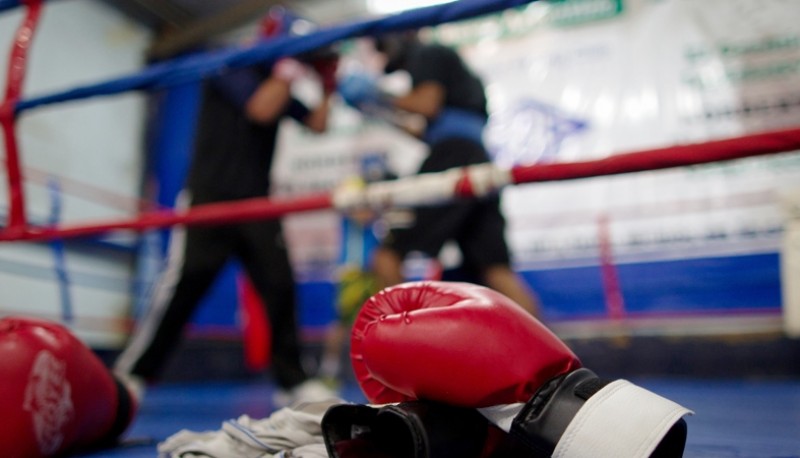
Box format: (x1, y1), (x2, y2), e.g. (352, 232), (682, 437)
(366, 0), (458, 15)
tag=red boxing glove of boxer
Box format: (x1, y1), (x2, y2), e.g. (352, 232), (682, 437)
(311, 55), (339, 95)
(351, 281), (692, 457)
(0, 316), (138, 458)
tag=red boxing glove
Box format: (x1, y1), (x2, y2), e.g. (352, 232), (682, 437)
(311, 55), (339, 95)
(351, 281), (581, 407)
(351, 281), (692, 457)
(0, 317), (138, 458)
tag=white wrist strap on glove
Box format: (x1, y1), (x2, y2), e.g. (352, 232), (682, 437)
(273, 58), (306, 83)
(479, 379), (693, 458)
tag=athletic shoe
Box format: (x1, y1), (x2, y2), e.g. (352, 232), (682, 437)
(273, 378), (339, 408)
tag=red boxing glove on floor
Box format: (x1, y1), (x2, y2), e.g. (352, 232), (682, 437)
(0, 316), (138, 458)
(350, 281), (692, 457)
(350, 281), (581, 407)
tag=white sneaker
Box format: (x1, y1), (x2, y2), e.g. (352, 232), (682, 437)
(273, 378), (339, 408)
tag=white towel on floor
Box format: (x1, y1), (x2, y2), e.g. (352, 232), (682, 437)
(157, 399), (340, 458)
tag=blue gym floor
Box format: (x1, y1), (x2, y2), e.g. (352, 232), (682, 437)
(76, 377), (800, 458)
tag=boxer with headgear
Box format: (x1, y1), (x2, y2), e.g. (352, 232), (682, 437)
(337, 30), (540, 319)
(322, 281), (692, 457)
(0, 316), (138, 458)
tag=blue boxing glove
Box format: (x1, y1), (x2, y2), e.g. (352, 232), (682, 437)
(337, 72), (387, 110)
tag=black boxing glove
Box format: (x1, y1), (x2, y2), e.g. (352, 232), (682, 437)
(322, 401), (491, 458)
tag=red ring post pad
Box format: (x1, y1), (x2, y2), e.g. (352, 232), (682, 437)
(2, 0), (44, 229)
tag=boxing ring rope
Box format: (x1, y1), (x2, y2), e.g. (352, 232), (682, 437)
(3, 125), (800, 243)
(0, 0), (536, 240)
(0, 0), (37, 14)
(2, 0), (800, 245)
(10, 0), (536, 114)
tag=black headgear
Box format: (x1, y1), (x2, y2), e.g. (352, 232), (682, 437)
(374, 32), (419, 74)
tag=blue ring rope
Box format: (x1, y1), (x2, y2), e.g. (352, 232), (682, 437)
(0, 0), (23, 13)
(46, 179), (74, 323)
(14, 0), (536, 114)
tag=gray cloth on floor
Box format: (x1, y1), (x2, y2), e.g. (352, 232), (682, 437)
(157, 398), (341, 458)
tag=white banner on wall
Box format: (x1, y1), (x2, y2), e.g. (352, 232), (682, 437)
(458, 0), (800, 270)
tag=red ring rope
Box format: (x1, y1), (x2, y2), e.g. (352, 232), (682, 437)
(0, 193), (333, 242)
(2, 125), (799, 243)
(510, 126), (800, 185)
